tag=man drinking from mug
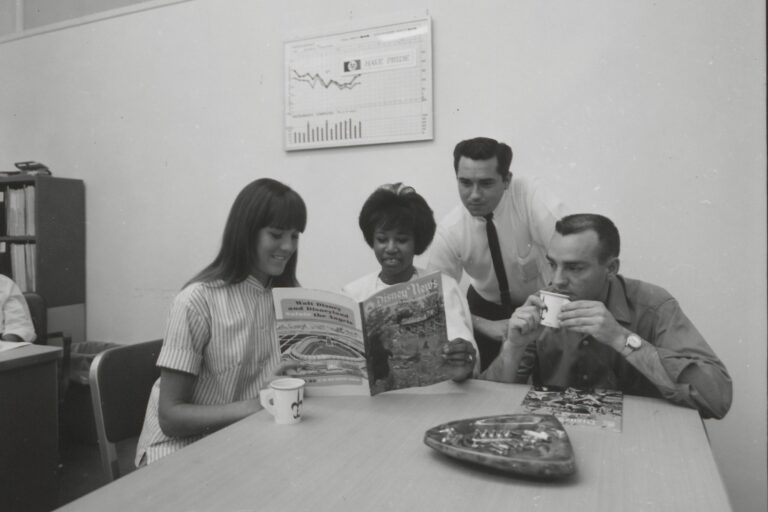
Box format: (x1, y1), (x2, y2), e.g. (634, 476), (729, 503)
(482, 213), (732, 419)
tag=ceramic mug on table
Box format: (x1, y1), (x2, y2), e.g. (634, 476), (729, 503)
(259, 378), (305, 424)
(539, 291), (570, 328)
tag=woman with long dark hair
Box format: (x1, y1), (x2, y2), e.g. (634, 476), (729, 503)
(136, 178), (306, 465)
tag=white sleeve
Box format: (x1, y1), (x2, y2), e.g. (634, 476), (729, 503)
(341, 273), (378, 303)
(527, 182), (568, 248)
(426, 227), (464, 284)
(440, 274), (480, 374)
(2, 281), (36, 342)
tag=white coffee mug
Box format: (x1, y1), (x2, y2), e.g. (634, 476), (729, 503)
(259, 378), (305, 424)
(539, 291), (570, 328)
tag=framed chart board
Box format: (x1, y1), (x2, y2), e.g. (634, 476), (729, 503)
(284, 17), (433, 151)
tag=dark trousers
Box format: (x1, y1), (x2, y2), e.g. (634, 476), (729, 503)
(466, 286), (514, 371)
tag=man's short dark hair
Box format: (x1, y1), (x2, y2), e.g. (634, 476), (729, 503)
(555, 214), (621, 262)
(453, 137), (513, 178)
(358, 183), (436, 255)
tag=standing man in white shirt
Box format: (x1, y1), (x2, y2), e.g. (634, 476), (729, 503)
(426, 137), (566, 370)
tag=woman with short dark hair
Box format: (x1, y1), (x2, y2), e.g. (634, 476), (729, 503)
(343, 183), (479, 387)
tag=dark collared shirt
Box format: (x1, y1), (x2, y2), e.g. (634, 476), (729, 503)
(524, 275), (732, 418)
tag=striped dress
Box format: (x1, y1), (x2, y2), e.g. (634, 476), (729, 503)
(135, 276), (280, 465)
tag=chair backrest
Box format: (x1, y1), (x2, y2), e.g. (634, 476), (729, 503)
(23, 292), (46, 345)
(89, 339), (163, 481)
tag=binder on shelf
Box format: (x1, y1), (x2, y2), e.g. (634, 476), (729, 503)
(5, 188), (14, 235)
(0, 191), (5, 237)
(6, 187), (27, 236)
(24, 185), (35, 236)
(7, 188), (15, 235)
(10, 243), (27, 292)
(25, 243), (36, 291)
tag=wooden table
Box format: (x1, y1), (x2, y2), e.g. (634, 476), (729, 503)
(0, 344), (62, 512)
(57, 380), (731, 512)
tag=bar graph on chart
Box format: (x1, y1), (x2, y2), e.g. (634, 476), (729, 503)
(292, 119), (363, 145)
(284, 17), (433, 151)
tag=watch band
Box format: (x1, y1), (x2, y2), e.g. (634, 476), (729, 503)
(621, 333), (643, 357)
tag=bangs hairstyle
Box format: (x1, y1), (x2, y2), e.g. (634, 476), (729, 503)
(555, 213), (620, 263)
(453, 137), (513, 177)
(188, 178), (307, 287)
(358, 183), (436, 255)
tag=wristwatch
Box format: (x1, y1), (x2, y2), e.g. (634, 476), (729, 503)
(621, 333), (643, 357)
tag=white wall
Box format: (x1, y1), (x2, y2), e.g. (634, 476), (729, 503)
(0, 1), (765, 510)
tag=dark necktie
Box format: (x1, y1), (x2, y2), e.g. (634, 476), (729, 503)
(484, 213), (512, 313)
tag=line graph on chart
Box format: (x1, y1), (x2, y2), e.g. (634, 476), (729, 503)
(290, 70), (362, 91)
(284, 18), (433, 150)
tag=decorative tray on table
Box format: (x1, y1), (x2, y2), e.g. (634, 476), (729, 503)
(423, 414), (576, 479)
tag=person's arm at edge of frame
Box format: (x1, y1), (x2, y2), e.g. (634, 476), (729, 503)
(158, 368), (261, 438)
(1, 280), (36, 342)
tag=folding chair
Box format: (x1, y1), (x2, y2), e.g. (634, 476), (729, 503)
(89, 339), (163, 481)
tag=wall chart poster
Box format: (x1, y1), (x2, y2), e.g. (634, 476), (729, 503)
(284, 17), (433, 151)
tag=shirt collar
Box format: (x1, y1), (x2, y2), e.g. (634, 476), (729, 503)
(492, 186), (511, 218)
(245, 275), (270, 291)
(470, 187), (511, 223)
(604, 274), (632, 325)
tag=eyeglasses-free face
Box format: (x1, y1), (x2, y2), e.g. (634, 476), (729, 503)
(373, 227), (416, 285)
(456, 156), (509, 218)
(251, 227), (300, 285)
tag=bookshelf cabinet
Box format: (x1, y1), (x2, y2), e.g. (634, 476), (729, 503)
(0, 175), (85, 341)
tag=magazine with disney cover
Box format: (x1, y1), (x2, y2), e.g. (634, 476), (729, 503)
(272, 271), (450, 396)
(517, 385), (624, 432)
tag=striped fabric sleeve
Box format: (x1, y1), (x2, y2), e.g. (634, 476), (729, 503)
(156, 285), (210, 375)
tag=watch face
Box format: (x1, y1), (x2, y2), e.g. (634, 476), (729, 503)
(627, 335), (642, 349)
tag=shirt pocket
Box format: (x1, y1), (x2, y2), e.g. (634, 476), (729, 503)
(204, 339), (246, 376)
